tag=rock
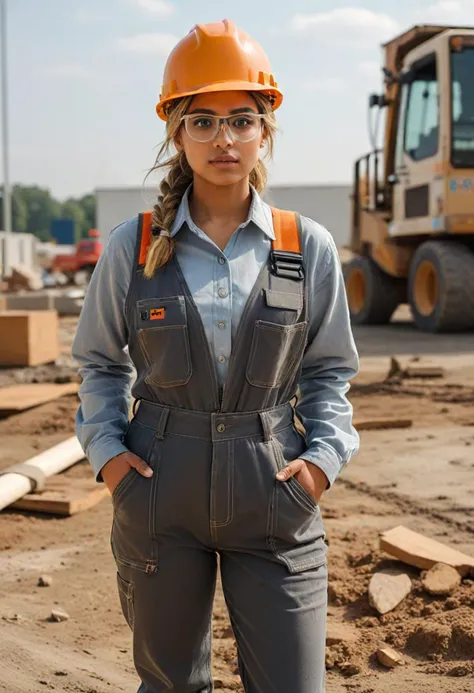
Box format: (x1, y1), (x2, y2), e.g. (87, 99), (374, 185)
(50, 608), (69, 622)
(38, 575), (52, 587)
(422, 563), (461, 596)
(377, 645), (404, 668)
(326, 623), (359, 646)
(213, 675), (241, 690)
(368, 569), (412, 615)
(340, 662), (361, 676)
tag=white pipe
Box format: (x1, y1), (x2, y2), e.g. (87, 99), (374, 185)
(0, 436), (86, 510)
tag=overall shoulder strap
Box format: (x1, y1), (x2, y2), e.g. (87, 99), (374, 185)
(138, 211), (153, 266)
(270, 207), (304, 281)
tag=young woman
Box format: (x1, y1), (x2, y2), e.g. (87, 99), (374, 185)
(73, 19), (359, 693)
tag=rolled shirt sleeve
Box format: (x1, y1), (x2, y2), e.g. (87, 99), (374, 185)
(295, 218), (360, 487)
(72, 219), (137, 481)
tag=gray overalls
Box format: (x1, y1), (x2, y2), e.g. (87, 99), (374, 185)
(111, 211), (328, 693)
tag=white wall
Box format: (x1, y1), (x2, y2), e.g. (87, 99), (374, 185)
(96, 184), (352, 248)
(0, 232), (38, 277)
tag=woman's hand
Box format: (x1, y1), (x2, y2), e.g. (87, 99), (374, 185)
(101, 451), (153, 495)
(276, 459), (328, 504)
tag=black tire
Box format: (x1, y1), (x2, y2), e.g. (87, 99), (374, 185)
(343, 256), (405, 325)
(409, 241), (474, 333)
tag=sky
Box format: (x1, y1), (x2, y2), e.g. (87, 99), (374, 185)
(3, 0), (474, 199)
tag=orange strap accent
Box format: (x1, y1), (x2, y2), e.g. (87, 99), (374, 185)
(270, 208), (301, 253)
(138, 211), (153, 265)
(138, 207), (300, 265)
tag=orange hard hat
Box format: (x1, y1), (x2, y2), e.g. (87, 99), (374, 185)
(156, 19), (283, 121)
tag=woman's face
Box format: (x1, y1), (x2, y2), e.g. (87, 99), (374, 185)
(175, 91), (265, 187)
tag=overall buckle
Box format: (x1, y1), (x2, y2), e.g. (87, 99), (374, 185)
(270, 250), (304, 281)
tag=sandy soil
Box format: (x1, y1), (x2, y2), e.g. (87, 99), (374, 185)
(0, 313), (473, 692)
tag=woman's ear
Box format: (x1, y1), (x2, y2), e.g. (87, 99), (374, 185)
(174, 130), (184, 152)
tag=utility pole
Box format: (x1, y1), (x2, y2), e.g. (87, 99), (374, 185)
(0, 0), (12, 234)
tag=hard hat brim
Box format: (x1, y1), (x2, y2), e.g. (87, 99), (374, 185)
(156, 81), (283, 121)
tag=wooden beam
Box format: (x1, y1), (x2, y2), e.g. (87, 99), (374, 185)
(380, 525), (474, 577)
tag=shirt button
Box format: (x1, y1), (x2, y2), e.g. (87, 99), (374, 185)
(218, 321), (226, 330)
(218, 288), (228, 298)
(218, 355), (226, 363)
(218, 257), (226, 265)
(217, 423), (226, 433)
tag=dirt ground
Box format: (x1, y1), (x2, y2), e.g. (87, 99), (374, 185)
(0, 308), (473, 693)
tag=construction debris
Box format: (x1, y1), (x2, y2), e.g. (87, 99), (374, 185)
(405, 366), (445, 379)
(354, 417), (413, 431)
(0, 310), (59, 367)
(377, 644), (405, 669)
(0, 436), (85, 511)
(421, 563), (462, 596)
(368, 569), (412, 614)
(380, 526), (474, 577)
(386, 357), (445, 381)
(12, 476), (109, 516)
(38, 576), (53, 587)
(4, 265), (43, 292)
(50, 609), (70, 623)
(0, 382), (78, 417)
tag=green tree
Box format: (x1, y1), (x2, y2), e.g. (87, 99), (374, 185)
(77, 193), (96, 237)
(14, 185), (61, 241)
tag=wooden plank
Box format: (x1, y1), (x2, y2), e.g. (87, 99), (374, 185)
(354, 418), (413, 431)
(404, 366), (445, 379)
(380, 525), (474, 577)
(0, 382), (78, 416)
(11, 476), (109, 516)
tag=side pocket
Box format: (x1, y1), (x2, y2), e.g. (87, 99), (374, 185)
(272, 436), (317, 513)
(117, 572), (135, 630)
(267, 436), (326, 574)
(246, 320), (308, 388)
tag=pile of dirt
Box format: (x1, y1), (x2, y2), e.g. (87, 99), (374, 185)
(323, 535), (474, 678)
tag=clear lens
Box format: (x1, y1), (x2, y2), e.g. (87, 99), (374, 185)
(184, 114), (262, 143)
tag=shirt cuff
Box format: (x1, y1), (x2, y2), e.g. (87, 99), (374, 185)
(298, 444), (345, 488)
(87, 438), (129, 482)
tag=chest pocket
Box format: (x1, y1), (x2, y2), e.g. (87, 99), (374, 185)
(246, 289), (308, 389)
(137, 296), (192, 387)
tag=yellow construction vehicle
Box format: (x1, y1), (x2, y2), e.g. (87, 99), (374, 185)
(345, 25), (474, 332)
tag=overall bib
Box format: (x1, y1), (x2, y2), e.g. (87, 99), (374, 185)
(111, 209), (328, 693)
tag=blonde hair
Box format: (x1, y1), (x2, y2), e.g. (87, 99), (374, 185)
(143, 92), (277, 278)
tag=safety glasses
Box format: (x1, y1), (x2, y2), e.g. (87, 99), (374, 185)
(180, 113), (266, 143)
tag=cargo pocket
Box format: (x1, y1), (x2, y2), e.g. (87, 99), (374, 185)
(111, 420), (160, 574)
(267, 428), (326, 573)
(117, 572), (135, 630)
(137, 296), (192, 387)
(246, 320), (308, 388)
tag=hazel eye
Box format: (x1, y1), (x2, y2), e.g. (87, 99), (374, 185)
(192, 117), (213, 129)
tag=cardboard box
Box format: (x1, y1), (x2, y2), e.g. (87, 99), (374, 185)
(0, 310), (59, 366)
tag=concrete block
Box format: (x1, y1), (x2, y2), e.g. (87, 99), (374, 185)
(5, 292), (55, 311)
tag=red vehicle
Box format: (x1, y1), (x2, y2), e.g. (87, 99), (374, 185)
(52, 230), (103, 285)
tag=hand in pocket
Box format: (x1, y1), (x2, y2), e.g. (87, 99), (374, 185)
(102, 452), (153, 495)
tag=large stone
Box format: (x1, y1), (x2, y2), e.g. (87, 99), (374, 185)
(422, 562), (461, 596)
(369, 569), (412, 615)
(377, 645), (404, 668)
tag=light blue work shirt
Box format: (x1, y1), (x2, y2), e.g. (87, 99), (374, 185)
(72, 186), (359, 485)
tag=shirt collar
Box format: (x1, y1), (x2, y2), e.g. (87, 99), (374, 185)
(170, 184), (275, 240)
